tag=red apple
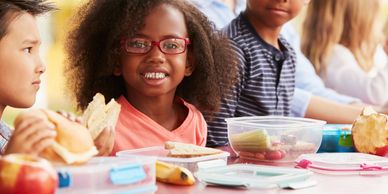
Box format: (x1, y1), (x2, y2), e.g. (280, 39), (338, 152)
(0, 154), (58, 194)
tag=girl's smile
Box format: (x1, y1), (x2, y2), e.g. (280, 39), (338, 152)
(118, 4), (191, 98)
(141, 71), (170, 86)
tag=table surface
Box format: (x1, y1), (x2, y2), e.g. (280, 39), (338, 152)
(155, 154), (388, 194)
(156, 173), (388, 194)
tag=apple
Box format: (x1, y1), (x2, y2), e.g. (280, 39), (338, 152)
(352, 107), (388, 156)
(0, 154), (58, 194)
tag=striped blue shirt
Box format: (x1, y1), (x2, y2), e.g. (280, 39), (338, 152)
(0, 121), (12, 154)
(206, 13), (296, 147)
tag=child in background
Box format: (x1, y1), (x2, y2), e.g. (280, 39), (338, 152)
(65, 0), (236, 153)
(302, 0), (388, 107)
(207, 0), (310, 147)
(0, 0), (56, 155)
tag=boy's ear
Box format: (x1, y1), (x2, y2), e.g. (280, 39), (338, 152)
(185, 54), (195, 76)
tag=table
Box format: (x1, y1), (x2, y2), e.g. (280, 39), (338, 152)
(155, 156), (388, 194)
(156, 172), (388, 194)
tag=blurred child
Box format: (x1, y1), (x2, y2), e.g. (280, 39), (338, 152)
(65, 0), (236, 153)
(0, 0), (56, 155)
(302, 0), (388, 107)
(207, 0), (310, 147)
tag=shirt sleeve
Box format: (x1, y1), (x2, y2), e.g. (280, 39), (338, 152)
(296, 53), (361, 104)
(0, 122), (13, 154)
(324, 45), (388, 106)
(290, 88), (313, 117)
(281, 24), (361, 105)
(198, 114), (207, 147)
(206, 40), (246, 147)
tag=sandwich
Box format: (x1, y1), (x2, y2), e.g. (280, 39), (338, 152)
(165, 141), (223, 158)
(14, 109), (98, 165)
(82, 93), (121, 139)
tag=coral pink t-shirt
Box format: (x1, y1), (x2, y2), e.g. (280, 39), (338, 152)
(111, 96), (207, 155)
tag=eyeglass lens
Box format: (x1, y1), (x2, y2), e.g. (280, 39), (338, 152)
(125, 38), (187, 54)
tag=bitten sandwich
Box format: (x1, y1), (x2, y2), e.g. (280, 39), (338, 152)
(82, 93), (121, 139)
(14, 109), (98, 165)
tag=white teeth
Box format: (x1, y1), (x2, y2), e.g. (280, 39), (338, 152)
(144, 72), (166, 79)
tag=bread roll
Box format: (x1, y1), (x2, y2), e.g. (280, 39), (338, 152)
(14, 109), (98, 165)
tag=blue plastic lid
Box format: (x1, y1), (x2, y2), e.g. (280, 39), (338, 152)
(110, 163), (147, 185)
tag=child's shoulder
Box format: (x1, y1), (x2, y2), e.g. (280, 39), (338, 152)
(222, 13), (246, 39)
(178, 98), (199, 112)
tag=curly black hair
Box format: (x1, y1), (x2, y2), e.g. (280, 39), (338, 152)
(65, 0), (237, 116)
(0, 0), (56, 39)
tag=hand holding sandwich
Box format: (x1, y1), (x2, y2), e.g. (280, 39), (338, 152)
(57, 110), (115, 156)
(12, 109), (98, 165)
(82, 93), (121, 156)
(4, 115), (57, 155)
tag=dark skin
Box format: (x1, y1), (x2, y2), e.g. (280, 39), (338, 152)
(117, 5), (192, 131)
(65, 0), (238, 153)
(245, 0), (308, 49)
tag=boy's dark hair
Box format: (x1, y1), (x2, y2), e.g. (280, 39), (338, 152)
(66, 0), (237, 115)
(0, 0), (56, 39)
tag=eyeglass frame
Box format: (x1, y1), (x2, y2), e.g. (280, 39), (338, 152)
(121, 37), (191, 55)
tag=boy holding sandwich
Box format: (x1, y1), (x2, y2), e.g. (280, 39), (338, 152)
(0, 0), (114, 156)
(0, 0), (56, 155)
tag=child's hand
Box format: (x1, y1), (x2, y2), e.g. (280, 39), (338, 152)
(4, 117), (56, 155)
(94, 126), (115, 156)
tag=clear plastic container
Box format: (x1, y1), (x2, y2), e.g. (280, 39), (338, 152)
(296, 153), (388, 175)
(55, 156), (156, 194)
(226, 116), (325, 163)
(195, 164), (314, 189)
(116, 146), (230, 172)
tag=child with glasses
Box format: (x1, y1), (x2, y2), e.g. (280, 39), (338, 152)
(65, 0), (237, 153)
(0, 0), (56, 155)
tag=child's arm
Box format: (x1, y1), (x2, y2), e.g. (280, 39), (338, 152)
(4, 117), (56, 155)
(305, 95), (362, 124)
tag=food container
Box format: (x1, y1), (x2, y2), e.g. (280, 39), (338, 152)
(226, 116), (325, 163)
(195, 164), (314, 189)
(296, 153), (388, 175)
(56, 156), (156, 194)
(317, 124), (355, 153)
(116, 146), (230, 172)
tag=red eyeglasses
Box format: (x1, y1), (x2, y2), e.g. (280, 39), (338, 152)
(122, 37), (190, 55)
